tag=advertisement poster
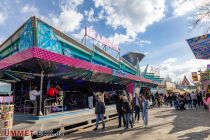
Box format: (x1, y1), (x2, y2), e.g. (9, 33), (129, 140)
(192, 72), (198, 81)
(186, 34), (210, 59)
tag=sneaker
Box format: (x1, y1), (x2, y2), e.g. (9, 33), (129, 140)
(118, 126), (121, 128)
(144, 125), (147, 128)
(93, 128), (98, 131)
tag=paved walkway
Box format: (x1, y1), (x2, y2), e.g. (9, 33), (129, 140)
(55, 107), (210, 140)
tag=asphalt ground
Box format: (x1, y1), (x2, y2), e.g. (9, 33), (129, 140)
(54, 106), (210, 140)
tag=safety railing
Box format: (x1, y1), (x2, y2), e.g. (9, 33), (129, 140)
(44, 98), (63, 116)
(24, 100), (37, 115)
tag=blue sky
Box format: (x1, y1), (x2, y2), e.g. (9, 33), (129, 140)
(0, 0), (209, 81)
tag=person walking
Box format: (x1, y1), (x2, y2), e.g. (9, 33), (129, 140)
(116, 93), (125, 128)
(94, 96), (106, 130)
(128, 93), (135, 126)
(191, 91), (197, 108)
(29, 85), (40, 115)
(197, 91), (203, 107)
(122, 95), (133, 129)
(133, 93), (142, 123)
(141, 95), (149, 128)
(185, 93), (192, 109)
(155, 92), (161, 108)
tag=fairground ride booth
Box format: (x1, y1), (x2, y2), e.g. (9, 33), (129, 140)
(0, 16), (157, 119)
(186, 34), (210, 92)
(142, 72), (165, 96)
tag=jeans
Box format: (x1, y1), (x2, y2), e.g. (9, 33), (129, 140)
(192, 99), (197, 108)
(96, 113), (105, 129)
(134, 106), (140, 121)
(131, 112), (135, 124)
(118, 113), (125, 127)
(142, 111), (148, 126)
(187, 100), (192, 109)
(30, 100), (37, 115)
(88, 96), (93, 109)
(124, 113), (133, 128)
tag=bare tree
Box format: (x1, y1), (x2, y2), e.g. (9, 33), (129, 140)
(191, 0), (210, 31)
(179, 0), (210, 31)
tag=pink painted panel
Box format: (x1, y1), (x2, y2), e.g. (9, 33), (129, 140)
(0, 47), (154, 84)
(32, 47), (113, 75)
(0, 48), (34, 70)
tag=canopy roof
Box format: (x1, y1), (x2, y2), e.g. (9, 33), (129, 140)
(0, 47), (153, 85)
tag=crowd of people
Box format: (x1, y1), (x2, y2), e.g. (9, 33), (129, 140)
(163, 91), (210, 111)
(94, 91), (149, 130)
(93, 90), (210, 130)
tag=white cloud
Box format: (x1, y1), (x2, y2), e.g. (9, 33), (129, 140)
(109, 33), (135, 45)
(158, 57), (209, 81)
(86, 8), (95, 22)
(138, 39), (152, 47)
(94, 0), (165, 38)
(50, 0), (84, 33)
(21, 5), (39, 15)
(171, 0), (202, 16)
(0, 12), (7, 24)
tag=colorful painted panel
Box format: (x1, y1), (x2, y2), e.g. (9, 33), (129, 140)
(19, 19), (33, 52)
(37, 21), (62, 54)
(186, 34), (210, 59)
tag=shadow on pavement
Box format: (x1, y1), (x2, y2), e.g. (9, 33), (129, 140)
(63, 121), (172, 140)
(169, 109), (210, 133)
(177, 129), (210, 140)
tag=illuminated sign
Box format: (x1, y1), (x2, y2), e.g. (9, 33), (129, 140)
(85, 27), (120, 52)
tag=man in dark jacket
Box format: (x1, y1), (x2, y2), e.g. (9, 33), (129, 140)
(94, 96), (106, 130)
(133, 93), (142, 123)
(116, 93), (125, 128)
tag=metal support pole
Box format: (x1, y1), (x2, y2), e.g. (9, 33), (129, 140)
(39, 71), (44, 116)
(85, 36), (87, 46)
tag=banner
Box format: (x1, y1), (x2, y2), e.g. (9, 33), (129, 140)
(112, 69), (127, 78)
(208, 64), (210, 71)
(186, 34), (210, 59)
(85, 27), (120, 52)
(192, 72), (198, 81)
(200, 71), (210, 81)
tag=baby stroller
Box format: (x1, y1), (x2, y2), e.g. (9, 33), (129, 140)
(174, 100), (180, 110)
